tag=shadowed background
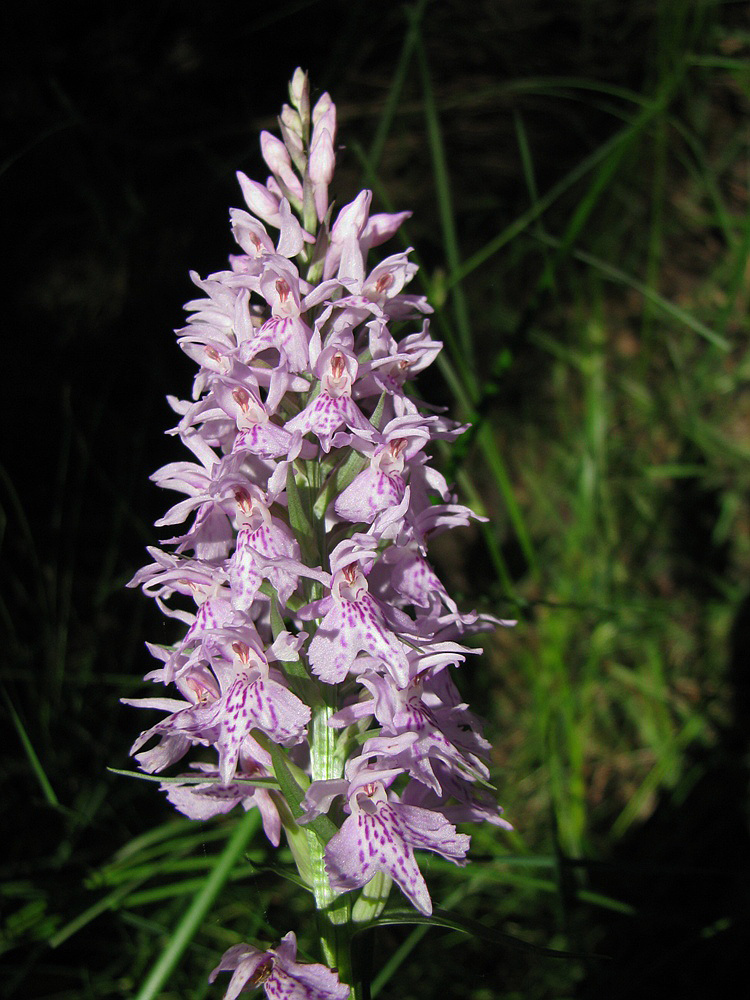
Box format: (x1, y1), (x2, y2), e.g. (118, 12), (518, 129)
(2, 1), (749, 997)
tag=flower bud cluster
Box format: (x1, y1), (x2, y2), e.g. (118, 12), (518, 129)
(126, 68), (511, 998)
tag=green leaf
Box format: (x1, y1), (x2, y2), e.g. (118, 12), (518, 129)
(271, 794), (313, 889)
(534, 232), (730, 351)
(351, 872), (392, 924)
(313, 449), (369, 520)
(267, 739), (339, 845)
(360, 906), (589, 959)
(49, 878), (149, 948)
(131, 809), (261, 1000)
(267, 588), (321, 706)
(242, 858), (311, 891)
(107, 768), (281, 788)
(415, 32), (474, 368)
(368, 390), (387, 432)
(285, 463), (316, 564)
(4, 687), (60, 808)
(258, 579), (303, 612)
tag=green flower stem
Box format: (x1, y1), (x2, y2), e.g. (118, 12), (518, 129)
(280, 366), (361, 991)
(307, 697), (354, 984)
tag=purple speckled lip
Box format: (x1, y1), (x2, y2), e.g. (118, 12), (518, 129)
(209, 932), (350, 1000)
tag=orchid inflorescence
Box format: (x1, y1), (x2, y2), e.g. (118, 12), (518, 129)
(126, 67), (512, 999)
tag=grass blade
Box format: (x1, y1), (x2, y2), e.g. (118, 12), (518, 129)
(3, 687), (60, 808)
(132, 809), (261, 1000)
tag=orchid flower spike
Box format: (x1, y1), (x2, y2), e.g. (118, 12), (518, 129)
(126, 66), (511, 997)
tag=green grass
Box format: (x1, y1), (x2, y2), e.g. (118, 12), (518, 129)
(3, 1), (749, 997)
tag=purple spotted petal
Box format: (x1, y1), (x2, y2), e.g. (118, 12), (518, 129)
(229, 528), (263, 610)
(379, 548), (453, 610)
(230, 520), (300, 610)
(325, 797), (432, 915)
(164, 779), (250, 821)
(240, 315), (312, 373)
(215, 672), (310, 784)
(285, 394), (371, 453)
(396, 802), (471, 861)
(333, 467), (405, 523)
(266, 962), (349, 1000)
(184, 595), (235, 640)
(164, 775), (282, 845)
(209, 944), (269, 1000)
(307, 592), (410, 685)
(210, 933), (349, 1000)
(133, 733), (191, 774)
(232, 423), (296, 459)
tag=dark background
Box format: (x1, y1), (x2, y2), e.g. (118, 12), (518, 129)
(3, 2), (749, 998)
(1, 0), (667, 658)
